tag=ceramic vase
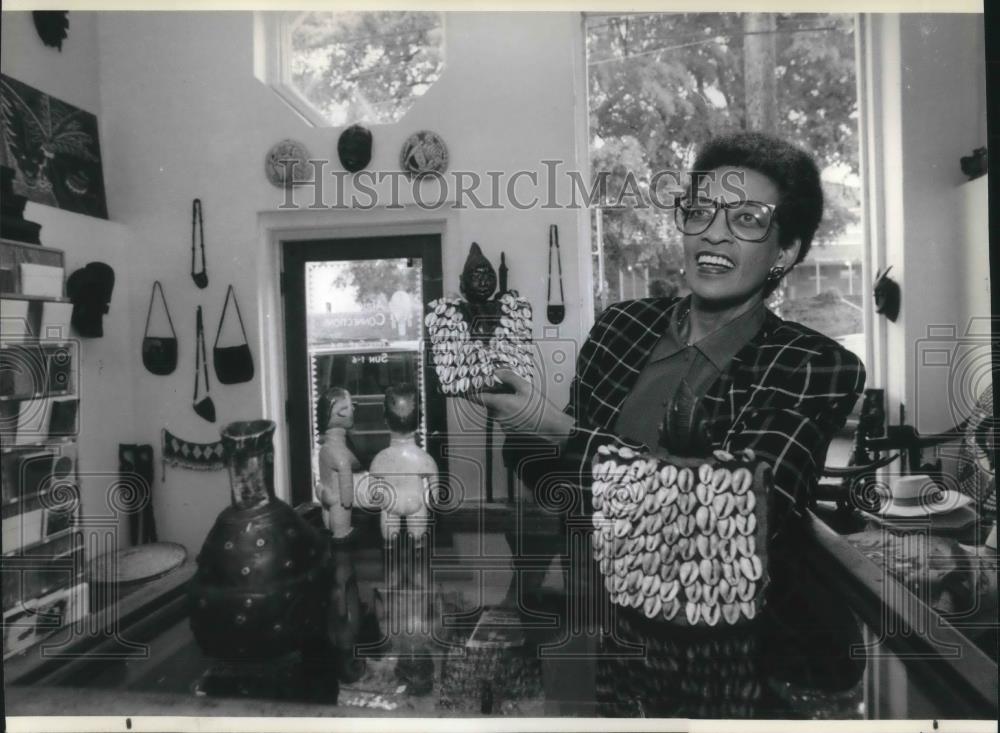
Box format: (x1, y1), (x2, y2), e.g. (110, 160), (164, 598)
(189, 419), (332, 660)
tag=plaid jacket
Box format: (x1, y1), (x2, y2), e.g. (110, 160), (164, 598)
(563, 296), (866, 517)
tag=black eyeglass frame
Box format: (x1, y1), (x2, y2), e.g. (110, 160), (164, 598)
(674, 197), (780, 243)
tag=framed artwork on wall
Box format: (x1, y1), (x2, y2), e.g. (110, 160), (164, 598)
(0, 74), (109, 220)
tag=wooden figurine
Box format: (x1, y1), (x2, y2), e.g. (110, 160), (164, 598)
(317, 387), (362, 541)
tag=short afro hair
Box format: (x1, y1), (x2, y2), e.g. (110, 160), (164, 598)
(691, 131), (824, 265)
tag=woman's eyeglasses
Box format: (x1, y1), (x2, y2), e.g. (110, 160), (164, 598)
(674, 197), (778, 242)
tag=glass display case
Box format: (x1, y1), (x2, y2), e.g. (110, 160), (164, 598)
(3, 498), (996, 719)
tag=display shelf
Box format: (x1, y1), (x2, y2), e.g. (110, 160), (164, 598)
(0, 293), (70, 303)
(2, 527), (79, 558)
(0, 339), (74, 349)
(1, 438), (76, 455)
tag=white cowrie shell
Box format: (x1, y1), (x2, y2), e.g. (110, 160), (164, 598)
(631, 592), (644, 609)
(659, 464), (678, 488)
(618, 446), (636, 460)
(740, 600), (756, 620)
(643, 594), (662, 619)
(738, 576), (755, 602)
(681, 536), (698, 561)
(734, 534), (749, 558)
(630, 515), (648, 539)
(696, 482), (713, 506)
(629, 499), (646, 523)
(626, 569), (642, 592)
(718, 577), (732, 601)
(677, 468), (694, 493)
(684, 582), (702, 604)
(713, 493), (735, 520)
(747, 555), (762, 581)
(746, 536), (756, 557)
(743, 490), (757, 515)
(681, 493), (698, 515)
(614, 518), (630, 538)
(723, 561), (740, 585)
(660, 578), (680, 604)
(600, 558), (613, 576)
(722, 603), (741, 625)
(739, 556), (756, 581)
(717, 517), (735, 541)
(732, 467), (752, 495)
(614, 575), (627, 593)
(681, 514), (698, 537)
(590, 533), (603, 551)
(591, 511), (606, 529)
(640, 573), (656, 596)
(662, 522), (679, 545)
(696, 534), (715, 560)
(699, 558), (714, 585)
(717, 537), (733, 563)
(592, 494), (604, 512)
(698, 463), (714, 484)
(685, 602), (701, 625)
(679, 560), (699, 586)
(647, 514), (663, 535)
(591, 478), (608, 497)
(597, 444), (613, 457)
(628, 480), (644, 504)
(712, 467), (733, 493)
(702, 602), (720, 627)
(642, 492), (657, 515)
(735, 514), (748, 536)
(662, 597), (681, 621)
(644, 533), (661, 553)
(702, 584), (719, 606)
(663, 485), (679, 508)
(654, 486), (669, 510)
(741, 513), (757, 536)
(627, 462), (644, 482)
(713, 449), (734, 463)
(660, 557), (679, 582)
(711, 558), (722, 585)
(614, 556), (628, 576)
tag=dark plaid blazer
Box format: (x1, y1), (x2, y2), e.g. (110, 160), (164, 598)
(563, 296), (865, 519)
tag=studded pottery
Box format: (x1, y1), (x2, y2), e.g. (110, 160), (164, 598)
(189, 420), (332, 660)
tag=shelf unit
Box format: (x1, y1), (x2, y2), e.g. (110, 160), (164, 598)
(0, 238), (85, 660)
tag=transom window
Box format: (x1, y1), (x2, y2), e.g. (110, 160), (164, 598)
(258, 11), (445, 128)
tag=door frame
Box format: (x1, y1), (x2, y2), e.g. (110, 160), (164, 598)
(281, 234), (445, 507)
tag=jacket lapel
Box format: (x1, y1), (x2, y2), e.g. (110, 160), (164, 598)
(591, 298), (680, 430)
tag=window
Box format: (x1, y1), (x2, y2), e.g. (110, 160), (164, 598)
(585, 13), (867, 371)
(257, 11), (445, 127)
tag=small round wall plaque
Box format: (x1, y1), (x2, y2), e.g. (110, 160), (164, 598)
(264, 139), (310, 189)
(400, 130), (448, 178)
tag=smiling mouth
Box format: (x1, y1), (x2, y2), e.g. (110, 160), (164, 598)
(696, 253), (736, 272)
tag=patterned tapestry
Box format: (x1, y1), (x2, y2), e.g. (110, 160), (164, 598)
(0, 74), (109, 219)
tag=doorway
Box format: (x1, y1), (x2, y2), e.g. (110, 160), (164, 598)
(281, 234), (445, 507)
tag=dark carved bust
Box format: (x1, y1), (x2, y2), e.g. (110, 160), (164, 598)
(458, 243), (502, 339)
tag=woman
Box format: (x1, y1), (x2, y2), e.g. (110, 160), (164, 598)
(476, 132), (867, 697)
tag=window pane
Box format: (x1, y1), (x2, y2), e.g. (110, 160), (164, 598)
(287, 11), (445, 127)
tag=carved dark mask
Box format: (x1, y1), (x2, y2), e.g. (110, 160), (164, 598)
(337, 125), (373, 173)
(460, 243), (497, 303)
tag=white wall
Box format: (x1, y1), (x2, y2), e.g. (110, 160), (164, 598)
(872, 13), (989, 435)
(94, 11), (588, 554)
(1, 12), (101, 115)
(2, 12), (138, 549)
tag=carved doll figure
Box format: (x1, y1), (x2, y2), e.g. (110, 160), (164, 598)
(368, 383), (438, 545)
(317, 387), (362, 540)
